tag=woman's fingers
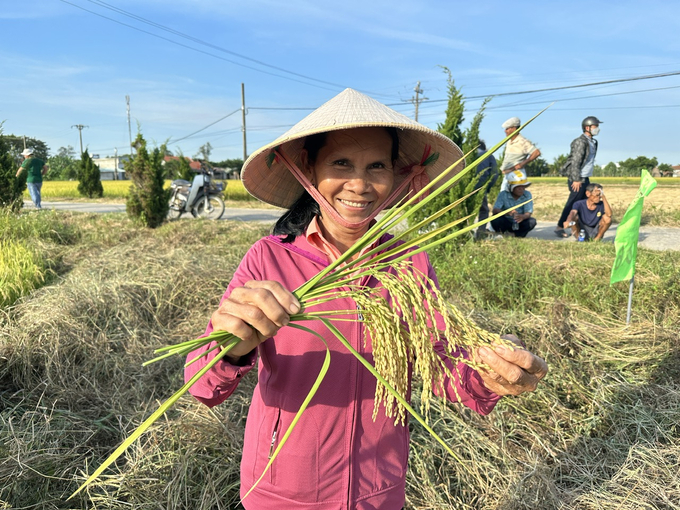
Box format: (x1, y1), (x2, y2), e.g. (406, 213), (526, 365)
(211, 281), (300, 350)
(476, 342), (548, 396)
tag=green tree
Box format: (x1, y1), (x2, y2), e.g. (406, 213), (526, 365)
(77, 150), (104, 198)
(618, 156), (658, 177)
(408, 69), (492, 247)
(46, 146), (78, 180)
(163, 152), (195, 181)
(437, 67), (464, 147)
(658, 163), (673, 176)
(0, 126), (25, 212)
(599, 161), (618, 177)
(525, 157), (550, 177)
(0, 134), (49, 163)
(548, 154), (568, 176)
(176, 155), (194, 181)
(195, 142), (213, 164)
(126, 134), (170, 228)
(212, 157), (244, 176)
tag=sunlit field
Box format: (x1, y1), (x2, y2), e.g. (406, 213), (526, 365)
(26, 179), (253, 201)
(530, 178), (680, 226)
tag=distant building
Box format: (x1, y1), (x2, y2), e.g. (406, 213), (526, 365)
(164, 156), (203, 171)
(93, 155), (130, 180)
(213, 166), (241, 179)
(673, 165), (680, 178)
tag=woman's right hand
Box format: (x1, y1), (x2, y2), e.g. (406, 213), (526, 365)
(211, 280), (301, 361)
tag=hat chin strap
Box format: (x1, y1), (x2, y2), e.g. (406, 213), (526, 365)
(274, 149), (429, 230)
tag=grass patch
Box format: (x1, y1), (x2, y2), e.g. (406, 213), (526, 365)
(433, 238), (680, 324)
(0, 240), (47, 307)
(1, 213), (679, 509)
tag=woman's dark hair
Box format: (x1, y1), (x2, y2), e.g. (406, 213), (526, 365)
(272, 191), (320, 242)
(272, 127), (400, 242)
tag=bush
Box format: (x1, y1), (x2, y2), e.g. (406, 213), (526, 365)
(125, 134), (170, 228)
(0, 129), (25, 212)
(77, 150), (104, 198)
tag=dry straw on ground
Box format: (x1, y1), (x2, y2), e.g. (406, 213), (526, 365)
(2, 214), (679, 509)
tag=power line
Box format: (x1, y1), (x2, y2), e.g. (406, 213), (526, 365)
(58, 0), (340, 92)
(61, 0), (398, 99)
(85, 0), (358, 91)
(168, 108), (242, 144)
(482, 84), (680, 112)
(410, 70), (680, 105)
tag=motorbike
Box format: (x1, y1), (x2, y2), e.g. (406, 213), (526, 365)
(168, 167), (226, 220)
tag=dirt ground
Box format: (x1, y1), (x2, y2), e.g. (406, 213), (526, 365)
(529, 182), (680, 226)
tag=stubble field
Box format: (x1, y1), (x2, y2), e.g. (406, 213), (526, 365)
(1, 197), (679, 509)
(529, 180), (680, 226)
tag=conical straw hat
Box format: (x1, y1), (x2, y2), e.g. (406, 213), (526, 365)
(241, 88), (465, 209)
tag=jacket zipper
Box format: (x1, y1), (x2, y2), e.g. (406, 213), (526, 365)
(267, 409), (281, 483)
(269, 410), (281, 459)
(347, 281), (368, 509)
(268, 430), (277, 459)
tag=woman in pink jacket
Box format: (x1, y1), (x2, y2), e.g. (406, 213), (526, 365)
(186, 89), (548, 510)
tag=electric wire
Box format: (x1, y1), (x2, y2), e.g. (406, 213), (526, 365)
(61, 0), (398, 98)
(168, 108), (242, 144)
(58, 0), (341, 92)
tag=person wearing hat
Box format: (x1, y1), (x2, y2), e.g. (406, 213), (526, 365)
(490, 170), (536, 238)
(555, 116), (602, 237)
(185, 89), (547, 510)
(15, 147), (48, 209)
(499, 116), (541, 193)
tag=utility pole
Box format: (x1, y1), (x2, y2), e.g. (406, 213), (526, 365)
(23, 136), (26, 150)
(411, 81), (428, 122)
(114, 148), (119, 180)
(241, 83), (247, 162)
(126, 95), (133, 154)
(71, 124), (88, 155)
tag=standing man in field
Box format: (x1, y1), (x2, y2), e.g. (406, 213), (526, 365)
(474, 140), (499, 239)
(564, 183), (612, 241)
(16, 148), (48, 209)
(555, 116), (602, 237)
(499, 117), (541, 192)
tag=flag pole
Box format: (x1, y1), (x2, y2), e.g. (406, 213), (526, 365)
(626, 275), (634, 325)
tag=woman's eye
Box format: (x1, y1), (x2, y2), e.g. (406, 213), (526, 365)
(332, 159), (350, 167)
(369, 162), (388, 170)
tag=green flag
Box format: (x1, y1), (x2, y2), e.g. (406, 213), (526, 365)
(610, 169), (657, 284)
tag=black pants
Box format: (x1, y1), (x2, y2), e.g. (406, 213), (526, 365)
(490, 216), (537, 238)
(557, 177), (589, 228)
(476, 192), (490, 234)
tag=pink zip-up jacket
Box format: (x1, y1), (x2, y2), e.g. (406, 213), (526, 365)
(186, 234), (500, 510)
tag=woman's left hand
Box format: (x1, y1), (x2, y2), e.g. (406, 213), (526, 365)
(475, 334), (548, 396)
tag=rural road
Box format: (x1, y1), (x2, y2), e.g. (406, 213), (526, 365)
(29, 201), (679, 252)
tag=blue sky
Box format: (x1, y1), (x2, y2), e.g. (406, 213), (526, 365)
(2, 0), (679, 167)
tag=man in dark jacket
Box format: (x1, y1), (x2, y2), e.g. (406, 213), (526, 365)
(474, 140), (499, 239)
(555, 116), (602, 237)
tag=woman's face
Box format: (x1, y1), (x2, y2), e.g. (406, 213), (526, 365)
(302, 127), (395, 227)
